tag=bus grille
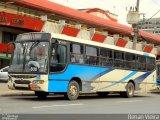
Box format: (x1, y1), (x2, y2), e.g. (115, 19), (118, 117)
(15, 80), (31, 84)
(10, 75), (36, 79)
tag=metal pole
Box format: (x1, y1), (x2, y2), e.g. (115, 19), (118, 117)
(132, 0), (140, 50)
(136, 0), (140, 12)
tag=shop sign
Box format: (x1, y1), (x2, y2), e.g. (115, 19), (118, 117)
(0, 16), (24, 25)
(0, 12), (44, 31)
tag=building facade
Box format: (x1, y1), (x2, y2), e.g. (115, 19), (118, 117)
(138, 18), (160, 36)
(1, 0), (160, 69)
(0, 2), (45, 68)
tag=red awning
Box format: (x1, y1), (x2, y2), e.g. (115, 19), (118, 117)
(3, 0), (160, 45)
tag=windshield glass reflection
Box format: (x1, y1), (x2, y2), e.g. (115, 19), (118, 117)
(9, 42), (49, 73)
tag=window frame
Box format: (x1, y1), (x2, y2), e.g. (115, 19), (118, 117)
(85, 45), (99, 66)
(49, 39), (68, 73)
(125, 53), (136, 70)
(99, 48), (113, 67)
(69, 43), (84, 64)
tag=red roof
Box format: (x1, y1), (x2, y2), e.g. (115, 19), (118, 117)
(5, 0), (160, 45)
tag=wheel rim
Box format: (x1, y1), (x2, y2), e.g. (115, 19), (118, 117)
(69, 85), (77, 97)
(128, 85), (134, 96)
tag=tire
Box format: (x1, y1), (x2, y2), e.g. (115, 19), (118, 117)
(35, 91), (49, 99)
(64, 81), (79, 100)
(121, 82), (135, 98)
(97, 92), (109, 97)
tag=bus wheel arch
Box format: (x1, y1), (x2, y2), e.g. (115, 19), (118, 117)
(128, 80), (135, 90)
(65, 78), (82, 100)
(120, 80), (135, 98)
(70, 77), (82, 91)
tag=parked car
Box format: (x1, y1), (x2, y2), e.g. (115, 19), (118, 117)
(0, 66), (9, 82)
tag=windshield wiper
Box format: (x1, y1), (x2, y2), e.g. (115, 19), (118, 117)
(29, 42), (40, 55)
(22, 43), (29, 71)
(22, 42), (40, 72)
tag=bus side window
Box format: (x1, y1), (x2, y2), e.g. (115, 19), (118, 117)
(146, 57), (155, 71)
(137, 56), (146, 71)
(125, 53), (136, 69)
(100, 48), (113, 67)
(114, 51), (122, 68)
(57, 45), (67, 64)
(50, 44), (67, 72)
(70, 43), (84, 64)
(85, 46), (98, 66)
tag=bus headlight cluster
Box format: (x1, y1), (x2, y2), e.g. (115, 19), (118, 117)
(32, 80), (44, 84)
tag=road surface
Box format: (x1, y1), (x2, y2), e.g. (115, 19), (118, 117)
(0, 92), (160, 114)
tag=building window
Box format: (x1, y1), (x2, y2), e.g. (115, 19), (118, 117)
(2, 31), (17, 43)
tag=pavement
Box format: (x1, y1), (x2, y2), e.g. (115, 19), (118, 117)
(0, 83), (34, 96)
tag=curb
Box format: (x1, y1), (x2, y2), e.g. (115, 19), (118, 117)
(0, 83), (33, 96)
(0, 93), (34, 97)
(0, 90), (34, 96)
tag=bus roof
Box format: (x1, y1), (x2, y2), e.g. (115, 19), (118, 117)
(50, 33), (156, 58)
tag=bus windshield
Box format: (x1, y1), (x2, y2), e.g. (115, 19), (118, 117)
(9, 41), (49, 73)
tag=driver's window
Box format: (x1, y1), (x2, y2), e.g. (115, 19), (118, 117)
(57, 45), (67, 64)
(50, 44), (67, 72)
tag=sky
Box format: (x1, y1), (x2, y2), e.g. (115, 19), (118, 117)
(48, 0), (160, 26)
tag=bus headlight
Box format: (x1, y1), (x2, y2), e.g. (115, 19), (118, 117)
(32, 80), (45, 84)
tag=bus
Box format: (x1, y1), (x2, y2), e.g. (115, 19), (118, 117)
(156, 60), (160, 86)
(8, 32), (156, 100)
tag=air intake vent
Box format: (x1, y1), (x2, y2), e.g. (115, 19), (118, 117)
(15, 80), (31, 84)
(10, 75), (36, 79)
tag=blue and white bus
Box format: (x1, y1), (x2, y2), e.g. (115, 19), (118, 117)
(8, 32), (156, 100)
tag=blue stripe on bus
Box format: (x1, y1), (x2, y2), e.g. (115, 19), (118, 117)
(98, 71), (137, 90)
(134, 72), (152, 90)
(134, 72), (151, 82)
(90, 68), (113, 81)
(48, 65), (112, 81)
(48, 64), (153, 92)
(157, 79), (160, 86)
(48, 64), (113, 92)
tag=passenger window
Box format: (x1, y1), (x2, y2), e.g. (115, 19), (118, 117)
(125, 53), (136, 69)
(114, 51), (123, 68)
(146, 57), (155, 71)
(137, 56), (146, 71)
(70, 44), (84, 64)
(85, 46), (98, 65)
(100, 48), (113, 67)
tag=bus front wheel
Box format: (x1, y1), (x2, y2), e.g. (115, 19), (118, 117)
(64, 81), (80, 100)
(120, 82), (135, 98)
